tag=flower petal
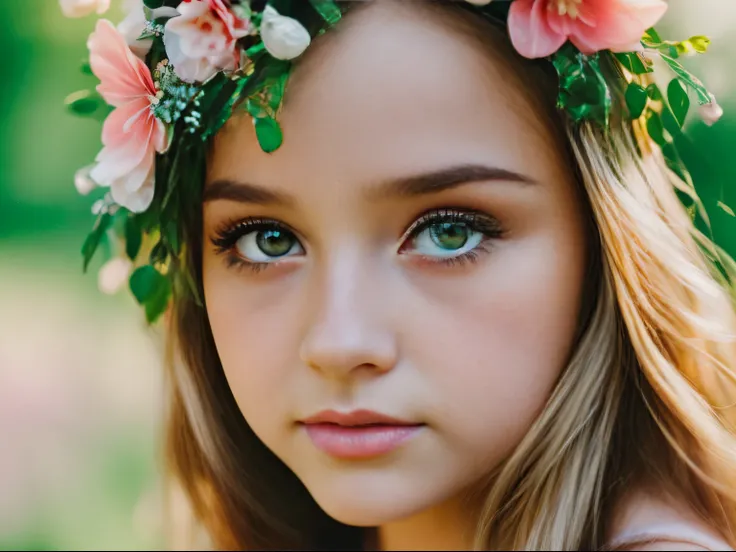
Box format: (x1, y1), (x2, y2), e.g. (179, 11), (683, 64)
(163, 20), (221, 83)
(508, 0), (567, 59)
(569, 0), (668, 54)
(110, 167), (155, 213)
(100, 97), (152, 147)
(88, 19), (156, 106)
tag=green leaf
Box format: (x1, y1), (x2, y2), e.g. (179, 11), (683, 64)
(245, 42), (266, 59)
(144, 281), (172, 324)
(660, 53), (711, 104)
(551, 45), (611, 126)
(129, 265), (172, 324)
(625, 83), (648, 119)
(643, 27), (663, 44)
(254, 117), (283, 153)
(129, 265), (167, 304)
(646, 84), (663, 101)
(661, 107), (683, 138)
(667, 79), (690, 128)
(614, 52), (653, 75)
(246, 97), (269, 119)
(163, 221), (180, 256)
(82, 213), (113, 272)
(65, 90), (104, 115)
(125, 216), (143, 261)
(149, 240), (169, 266)
(80, 60), (93, 76)
(661, 142), (688, 183)
(308, 0), (342, 25)
(646, 111), (668, 146)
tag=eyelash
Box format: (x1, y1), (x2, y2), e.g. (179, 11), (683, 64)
(210, 209), (504, 273)
(400, 208), (504, 267)
(211, 217), (293, 274)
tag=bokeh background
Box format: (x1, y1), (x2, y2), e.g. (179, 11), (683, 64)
(1, 1), (735, 550)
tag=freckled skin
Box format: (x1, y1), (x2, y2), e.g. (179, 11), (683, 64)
(202, 0), (587, 534)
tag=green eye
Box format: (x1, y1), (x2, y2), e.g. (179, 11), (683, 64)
(404, 210), (503, 261)
(235, 226), (303, 262)
(428, 222), (470, 251)
(255, 229), (294, 257)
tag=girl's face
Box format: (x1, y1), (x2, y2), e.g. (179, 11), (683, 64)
(203, 2), (588, 527)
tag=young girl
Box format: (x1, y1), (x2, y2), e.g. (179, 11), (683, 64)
(64, 0), (736, 549)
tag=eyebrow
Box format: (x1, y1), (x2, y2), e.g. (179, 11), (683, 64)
(203, 164), (535, 206)
(366, 164), (536, 200)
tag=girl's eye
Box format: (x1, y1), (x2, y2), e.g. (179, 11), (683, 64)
(400, 209), (503, 262)
(412, 221), (484, 258)
(235, 227), (303, 262)
(211, 219), (304, 270)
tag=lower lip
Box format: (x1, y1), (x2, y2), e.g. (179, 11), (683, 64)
(302, 423), (424, 459)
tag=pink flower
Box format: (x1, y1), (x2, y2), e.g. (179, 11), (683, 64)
(87, 20), (168, 213)
(700, 93), (724, 127)
(163, 0), (251, 83)
(508, 0), (668, 59)
(59, 0), (110, 18)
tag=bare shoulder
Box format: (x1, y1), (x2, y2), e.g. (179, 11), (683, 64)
(606, 487), (733, 551)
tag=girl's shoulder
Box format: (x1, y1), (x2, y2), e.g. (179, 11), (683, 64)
(606, 488), (733, 551)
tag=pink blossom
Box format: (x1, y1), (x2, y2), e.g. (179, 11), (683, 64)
(87, 19), (168, 213)
(508, 0), (668, 59)
(700, 93), (724, 127)
(59, 0), (110, 18)
(163, 0), (251, 83)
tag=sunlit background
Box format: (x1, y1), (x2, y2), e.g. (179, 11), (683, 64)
(1, 1), (736, 550)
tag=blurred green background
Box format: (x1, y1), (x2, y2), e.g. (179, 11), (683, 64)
(0, 1), (735, 550)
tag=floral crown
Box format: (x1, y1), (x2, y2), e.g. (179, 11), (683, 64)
(63, 0), (725, 323)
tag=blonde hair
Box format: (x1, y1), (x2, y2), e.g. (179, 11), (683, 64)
(161, 3), (736, 550)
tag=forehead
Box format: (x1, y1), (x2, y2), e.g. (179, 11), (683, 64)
(207, 1), (565, 192)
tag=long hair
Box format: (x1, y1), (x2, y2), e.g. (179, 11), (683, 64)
(161, 3), (736, 550)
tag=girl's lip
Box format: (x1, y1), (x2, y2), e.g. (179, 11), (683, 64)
(298, 410), (425, 459)
(301, 423), (424, 459)
(299, 408), (418, 427)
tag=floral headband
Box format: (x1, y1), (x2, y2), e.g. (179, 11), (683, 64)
(62, 0), (724, 323)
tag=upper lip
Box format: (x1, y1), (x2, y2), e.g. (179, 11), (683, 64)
(300, 409), (421, 427)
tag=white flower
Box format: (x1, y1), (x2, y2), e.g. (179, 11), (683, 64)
(74, 165), (97, 196)
(465, 0), (493, 5)
(108, 163), (156, 214)
(59, 0), (110, 18)
(700, 93), (724, 127)
(98, 257), (134, 295)
(163, 0), (250, 83)
(118, 0), (180, 59)
(260, 6), (311, 61)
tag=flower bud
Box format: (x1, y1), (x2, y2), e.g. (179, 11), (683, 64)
(260, 6), (311, 61)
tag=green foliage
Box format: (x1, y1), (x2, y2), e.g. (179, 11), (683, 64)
(308, 0), (342, 25)
(614, 52), (654, 75)
(625, 83), (649, 119)
(129, 265), (171, 323)
(65, 90), (111, 121)
(643, 27), (712, 58)
(124, 216), (143, 261)
(254, 117), (284, 153)
(551, 43), (611, 126)
(82, 213), (113, 272)
(668, 78), (691, 128)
